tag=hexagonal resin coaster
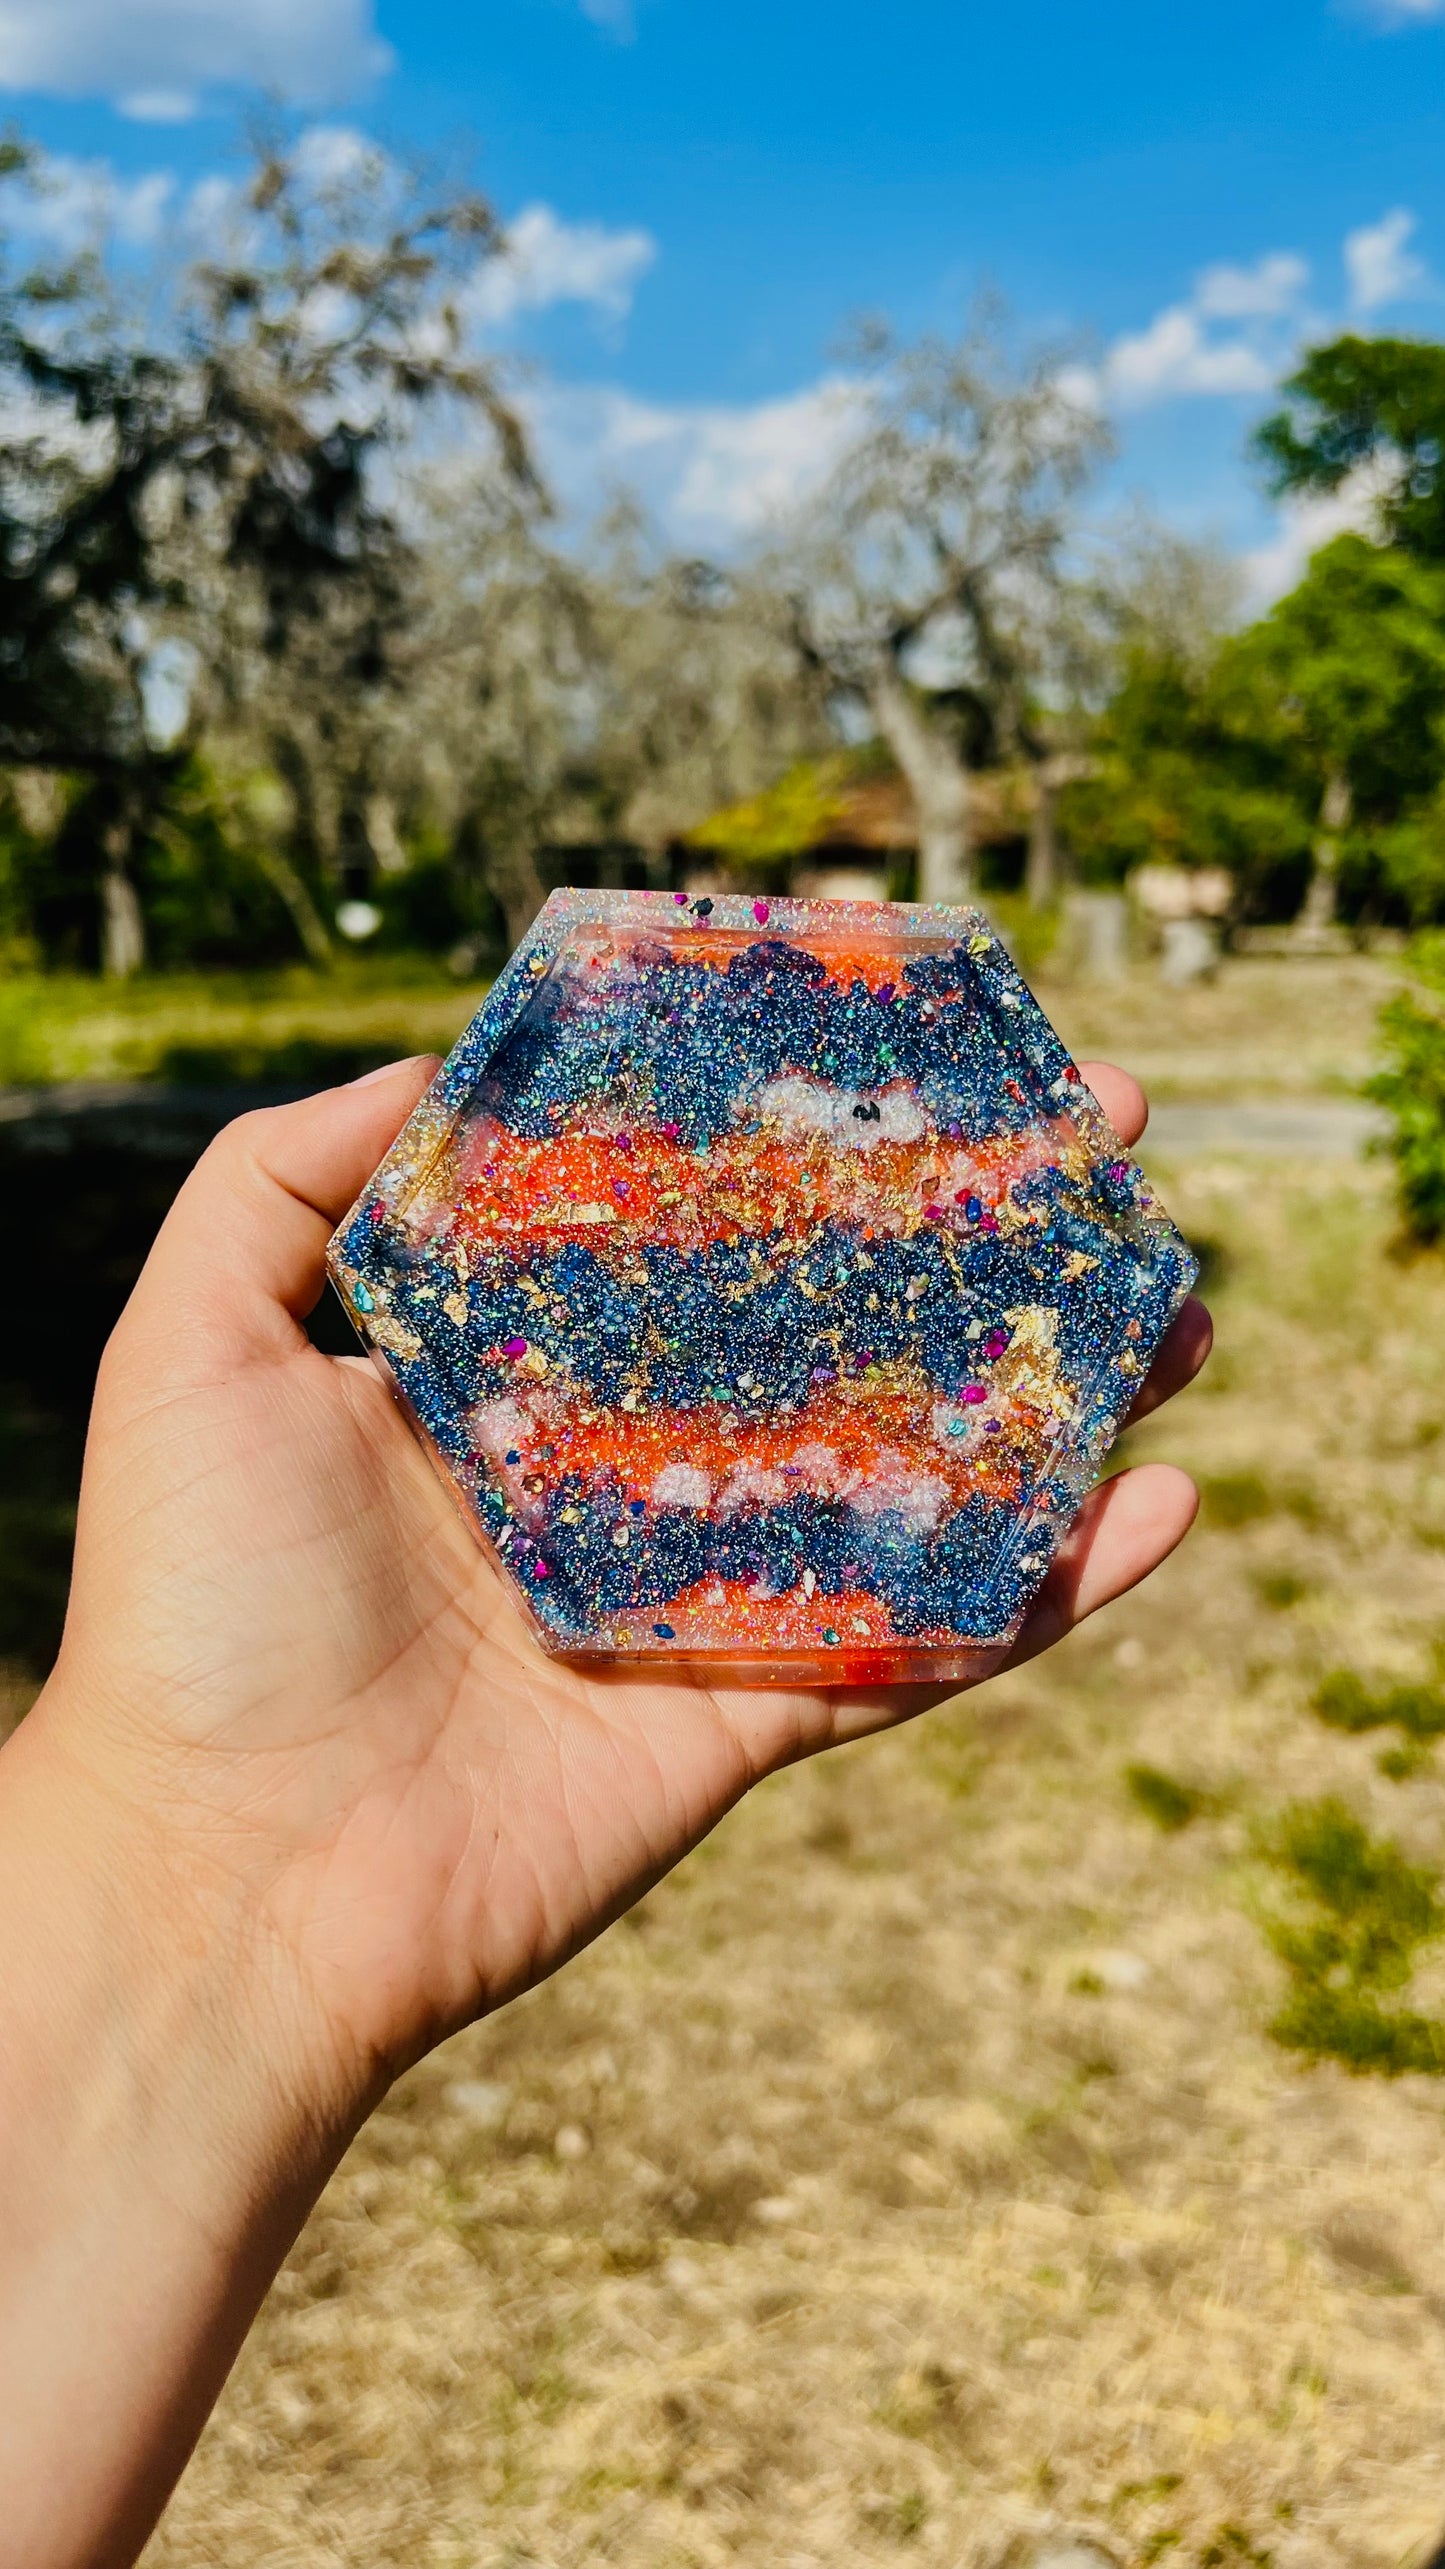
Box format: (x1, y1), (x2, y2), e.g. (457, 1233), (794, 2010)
(328, 890), (1196, 1685)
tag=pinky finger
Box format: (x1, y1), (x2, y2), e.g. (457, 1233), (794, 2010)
(1002, 1462), (1198, 1671)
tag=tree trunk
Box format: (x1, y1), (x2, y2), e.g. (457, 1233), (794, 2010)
(1025, 752), (1091, 907)
(489, 840), (548, 950)
(869, 665), (974, 905)
(365, 793), (408, 876)
(254, 843), (335, 968)
(1025, 772), (1059, 907)
(1298, 764), (1352, 938)
(100, 818), (145, 979)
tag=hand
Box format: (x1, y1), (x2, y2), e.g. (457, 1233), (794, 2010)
(0, 1054), (1208, 2568)
(49, 1054), (1207, 2096)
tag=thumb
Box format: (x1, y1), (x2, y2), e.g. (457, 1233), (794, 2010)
(114, 1057), (439, 1383)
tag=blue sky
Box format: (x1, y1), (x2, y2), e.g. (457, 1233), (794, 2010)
(5, 0), (1445, 585)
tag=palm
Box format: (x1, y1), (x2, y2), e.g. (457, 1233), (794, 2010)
(57, 1060), (1206, 2090)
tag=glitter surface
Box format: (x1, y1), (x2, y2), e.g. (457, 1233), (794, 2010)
(327, 890), (1196, 1685)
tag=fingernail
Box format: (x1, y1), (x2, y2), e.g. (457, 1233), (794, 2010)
(351, 1055), (434, 1089)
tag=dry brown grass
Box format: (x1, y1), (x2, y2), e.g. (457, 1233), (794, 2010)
(136, 958), (1445, 2569)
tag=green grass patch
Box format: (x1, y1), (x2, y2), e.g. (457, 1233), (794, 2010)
(1200, 1471), (1274, 1528)
(1199, 1470), (1321, 1532)
(1313, 1668), (1445, 1741)
(1251, 1569), (1311, 1612)
(1199, 2528), (1273, 2568)
(0, 961), (487, 1087)
(1125, 1763), (1210, 1833)
(1260, 1797), (1445, 2077)
(1377, 1742), (1432, 1781)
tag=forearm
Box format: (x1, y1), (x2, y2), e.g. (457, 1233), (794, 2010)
(0, 1686), (362, 2569)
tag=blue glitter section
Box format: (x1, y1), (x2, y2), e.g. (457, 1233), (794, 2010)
(473, 935), (1066, 1150)
(371, 1221), (1162, 1422)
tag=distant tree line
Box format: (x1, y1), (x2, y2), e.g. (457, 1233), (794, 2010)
(6, 120), (1445, 974)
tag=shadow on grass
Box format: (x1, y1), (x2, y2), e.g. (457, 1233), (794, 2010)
(153, 1036), (405, 1087)
(0, 1100), (354, 1680)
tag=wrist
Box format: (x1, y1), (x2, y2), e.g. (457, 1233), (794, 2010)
(0, 1679), (369, 2564)
(0, 1672), (371, 2188)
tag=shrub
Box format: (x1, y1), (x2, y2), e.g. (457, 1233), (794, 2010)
(1368, 934), (1445, 1243)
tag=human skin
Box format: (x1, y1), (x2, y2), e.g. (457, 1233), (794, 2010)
(0, 1056), (1209, 2569)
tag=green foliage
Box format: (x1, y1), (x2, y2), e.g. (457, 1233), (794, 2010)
(1061, 526), (1445, 929)
(1260, 1797), (1445, 2076)
(1364, 788), (1445, 925)
(370, 846), (502, 961)
(688, 756), (853, 867)
(0, 958), (479, 1087)
(1314, 1669), (1445, 1741)
(1232, 535), (1445, 818)
(1377, 1743), (1431, 1783)
(1058, 645), (1311, 910)
(135, 763), (309, 971)
(1269, 1982), (1445, 2078)
(1067, 344), (1445, 930)
(1367, 935), (1445, 1241)
(1256, 335), (1445, 561)
(1125, 1763), (1208, 1832)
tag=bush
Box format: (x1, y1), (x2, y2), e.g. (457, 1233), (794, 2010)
(1368, 935), (1445, 1242)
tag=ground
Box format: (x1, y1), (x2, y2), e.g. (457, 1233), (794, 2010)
(12, 952), (1445, 2569)
(0, 957), (491, 1089)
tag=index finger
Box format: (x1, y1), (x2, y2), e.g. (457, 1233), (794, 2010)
(113, 1057), (440, 1384)
(1076, 1059), (1147, 1148)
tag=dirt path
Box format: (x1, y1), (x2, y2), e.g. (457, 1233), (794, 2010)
(1143, 1099), (1384, 1162)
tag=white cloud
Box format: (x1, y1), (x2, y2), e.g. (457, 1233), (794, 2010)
(7, 153), (175, 253)
(1240, 464), (1390, 606)
(466, 206), (657, 332)
(1345, 207), (1428, 311)
(1195, 251), (1310, 319)
(1103, 304), (1279, 405)
(1360, 0), (1445, 22)
(1078, 247), (1312, 410)
(668, 382), (867, 534)
(119, 90), (198, 123)
(291, 122), (384, 190)
(532, 376), (867, 546)
(183, 173), (244, 242)
(1079, 215), (1429, 417)
(0, 0), (392, 114)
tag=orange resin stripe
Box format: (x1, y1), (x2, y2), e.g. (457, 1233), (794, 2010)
(476, 1376), (1046, 1515)
(450, 1115), (1082, 1252)
(580, 920), (930, 996)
